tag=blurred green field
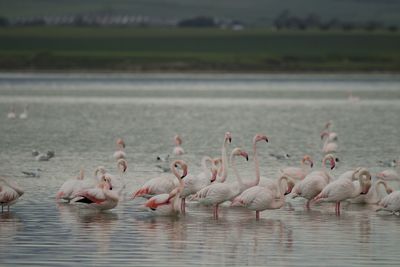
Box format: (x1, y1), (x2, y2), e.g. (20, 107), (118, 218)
(0, 27), (400, 72)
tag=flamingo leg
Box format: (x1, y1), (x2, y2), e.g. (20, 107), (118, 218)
(256, 211), (260, 220)
(306, 200), (311, 210)
(213, 204), (219, 219)
(181, 198), (186, 214)
(1, 206), (3, 213)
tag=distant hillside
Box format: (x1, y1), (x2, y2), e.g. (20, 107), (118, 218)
(1, 0), (400, 27)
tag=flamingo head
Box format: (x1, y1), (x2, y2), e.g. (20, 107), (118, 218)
(285, 178), (296, 195)
(116, 138), (126, 148)
(253, 133), (268, 144)
(100, 175), (113, 190)
(322, 154), (336, 170)
(224, 132), (232, 144)
(117, 159), (128, 173)
(232, 148), (249, 161)
(357, 169), (372, 194)
(302, 154), (314, 168)
(174, 135), (182, 146)
(172, 160), (188, 178)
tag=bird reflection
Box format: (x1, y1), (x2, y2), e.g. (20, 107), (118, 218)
(0, 212), (23, 244)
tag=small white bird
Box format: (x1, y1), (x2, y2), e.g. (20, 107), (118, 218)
(7, 105), (16, 119)
(19, 105), (28, 119)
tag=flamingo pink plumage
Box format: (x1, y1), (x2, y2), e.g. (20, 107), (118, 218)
(71, 175), (119, 211)
(313, 169), (371, 215)
(231, 174), (295, 220)
(0, 177), (24, 212)
(144, 160), (188, 216)
(191, 147), (249, 219)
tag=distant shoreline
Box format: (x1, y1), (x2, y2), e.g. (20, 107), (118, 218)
(1, 27), (400, 73)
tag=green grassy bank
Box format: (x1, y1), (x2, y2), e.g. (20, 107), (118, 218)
(0, 27), (399, 72)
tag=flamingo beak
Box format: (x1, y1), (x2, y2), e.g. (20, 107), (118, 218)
(330, 159), (336, 170)
(210, 169), (218, 182)
(228, 137), (232, 143)
(181, 168), (188, 179)
(310, 162), (314, 168)
(240, 151), (249, 161)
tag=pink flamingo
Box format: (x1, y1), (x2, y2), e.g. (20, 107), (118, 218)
(173, 135), (184, 155)
(0, 177), (24, 212)
(291, 154), (336, 208)
(180, 156), (218, 214)
(132, 159), (187, 199)
(313, 169), (371, 215)
(376, 190), (400, 213)
(144, 160), (188, 216)
(191, 147), (249, 219)
(280, 154), (314, 181)
(71, 175), (119, 211)
(113, 138), (126, 160)
(231, 174), (295, 220)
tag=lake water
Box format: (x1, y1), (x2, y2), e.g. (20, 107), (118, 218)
(0, 73), (399, 266)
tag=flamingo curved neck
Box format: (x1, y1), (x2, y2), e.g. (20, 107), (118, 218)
(171, 164), (184, 189)
(376, 180), (391, 195)
(250, 142), (261, 187)
(219, 140), (229, 183)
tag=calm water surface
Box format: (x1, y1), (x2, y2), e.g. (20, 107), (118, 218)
(0, 73), (399, 266)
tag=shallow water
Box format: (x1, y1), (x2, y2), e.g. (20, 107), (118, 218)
(0, 73), (399, 266)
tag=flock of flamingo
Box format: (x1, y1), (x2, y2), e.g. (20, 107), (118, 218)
(1, 121), (399, 219)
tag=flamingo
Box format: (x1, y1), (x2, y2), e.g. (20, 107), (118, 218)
(144, 160), (188, 216)
(19, 105), (28, 119)
(231, 174), (295, 220)
(113, 138), (126, 160)
(280, 154), (314, 181)
(291, 154), (336, 209)
(173, 135), (185, 155)
(7, 105), (16, 119)
(313, 169), (372, 215)
(71, 175), (119, 211)
(191, 147), (249, 219)
(132, 159), (187, 199)
(351, 177), (393, 204)
(180, 156), (218, 214)
(376, 190), (400, 214)
(0, 177), (24, 212)
(56, 169), (86, 202)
